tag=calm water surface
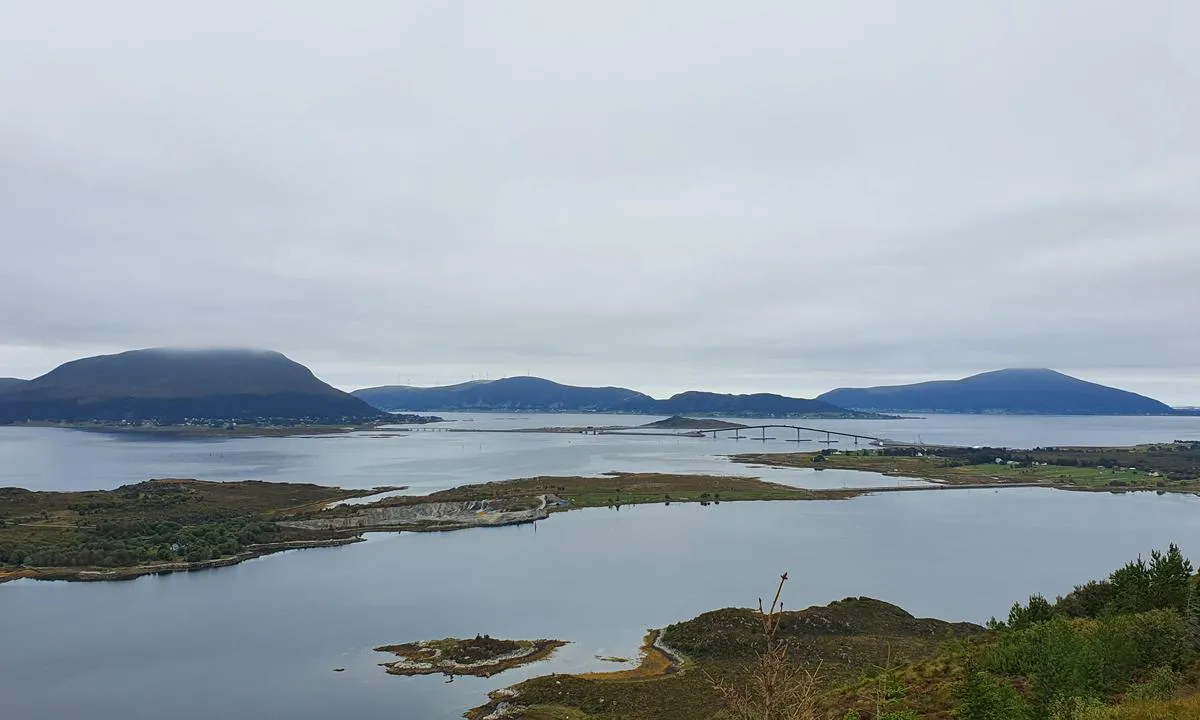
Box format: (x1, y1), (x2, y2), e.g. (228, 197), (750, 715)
(4, 490), (1200, 719)
(4, 414), (1200, 718)
(4, 413), (1200, 492)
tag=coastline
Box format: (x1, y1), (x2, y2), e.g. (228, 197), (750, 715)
(732, 446), (1200, 494)
(4, 417), (443, 438)
(6, 447), (1200, 585)
(0, 482), (1116, 584)
(0, 536), (363, 584)
(378, 638), (568, 678)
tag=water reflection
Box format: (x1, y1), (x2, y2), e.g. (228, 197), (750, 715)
(5, 413), (1200, 492)
(4, 488), (1200, 720)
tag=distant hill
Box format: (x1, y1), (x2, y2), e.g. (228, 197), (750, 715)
(355, 377), (873, 418)
(641, 415), (747, 430)
(0, 348), (384, 423)
(0, 378), (26, 393)
(354, 376), (654, 412)
(817, 369), (1175, 415)
(649, 391), (855, 417)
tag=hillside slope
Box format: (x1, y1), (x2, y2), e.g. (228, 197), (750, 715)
(355, 376), (653, 412)
(356, 377), (871, 418)
(0, 378), (27, 394)
(818, 368), (1173, 415)
(0, 348), (381, 422)
(647, 391), (855, 417)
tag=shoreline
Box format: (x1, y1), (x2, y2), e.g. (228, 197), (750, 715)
(3, 418), (443, 438)
(732, 446), (1200, 494)
(6, 454), (1200, 584)
(0, 482), (1126, 584)
(576, 629), (684, 681)
(0, 537), (363, 584)
(466, 630), (686, 719)
(378, 638), (567, 678)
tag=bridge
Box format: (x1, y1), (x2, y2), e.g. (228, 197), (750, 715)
(395, 422), (891, 446)
(603, 424), (887, 446)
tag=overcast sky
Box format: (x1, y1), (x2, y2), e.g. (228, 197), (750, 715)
(2, 2), (1198, 402)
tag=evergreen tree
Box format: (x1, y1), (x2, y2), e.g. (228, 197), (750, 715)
(1147, 543), (1193, 612)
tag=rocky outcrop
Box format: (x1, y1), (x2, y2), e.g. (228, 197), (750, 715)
(278, 497), (558, 532)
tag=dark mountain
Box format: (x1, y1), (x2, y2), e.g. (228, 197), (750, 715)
(0, 378), (27, 393)
(0, 348), (383, 423)
(647, 391), (855, 417)
(355, 377), (872, 418)
(817, 369), (1174, 415)
(354, 376), (654, 412)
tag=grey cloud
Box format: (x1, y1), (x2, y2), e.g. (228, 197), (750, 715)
(1, 1), (1198, 402)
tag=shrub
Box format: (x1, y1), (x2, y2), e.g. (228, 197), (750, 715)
(952, 671), (1031, 720)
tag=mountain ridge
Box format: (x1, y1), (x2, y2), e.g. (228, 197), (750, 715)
(0, 348), (383, 423)
(817, 368), (1175, 415)
(354, 377), (870, 418)
(0, 378), (27, 393)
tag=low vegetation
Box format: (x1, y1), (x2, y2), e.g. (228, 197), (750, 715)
(2, 473), (845, 581)
(307, 473), (843, 523)
(11, 441), (1200, 582)
(376, 636), (566, 678)
(734, 441), (1200, 492)
(0, 480), (381, 580)
(472, 545), (1200, 720)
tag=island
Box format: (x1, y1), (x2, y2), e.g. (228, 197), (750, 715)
(376, 637), (567, 678)
(639, 415), (747, 430)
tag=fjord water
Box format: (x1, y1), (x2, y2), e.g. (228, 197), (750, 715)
(4, 413), (1200, 492)
(4, 491), (1200, 720)
(4, 413), (1200, 719)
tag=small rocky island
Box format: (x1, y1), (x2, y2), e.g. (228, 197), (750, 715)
(640, 415), (747, 430)
(375, 636), (566, 678)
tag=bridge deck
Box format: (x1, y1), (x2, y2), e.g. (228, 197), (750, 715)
(689, 424), (886, 443)
(398, 423), (890, 444)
